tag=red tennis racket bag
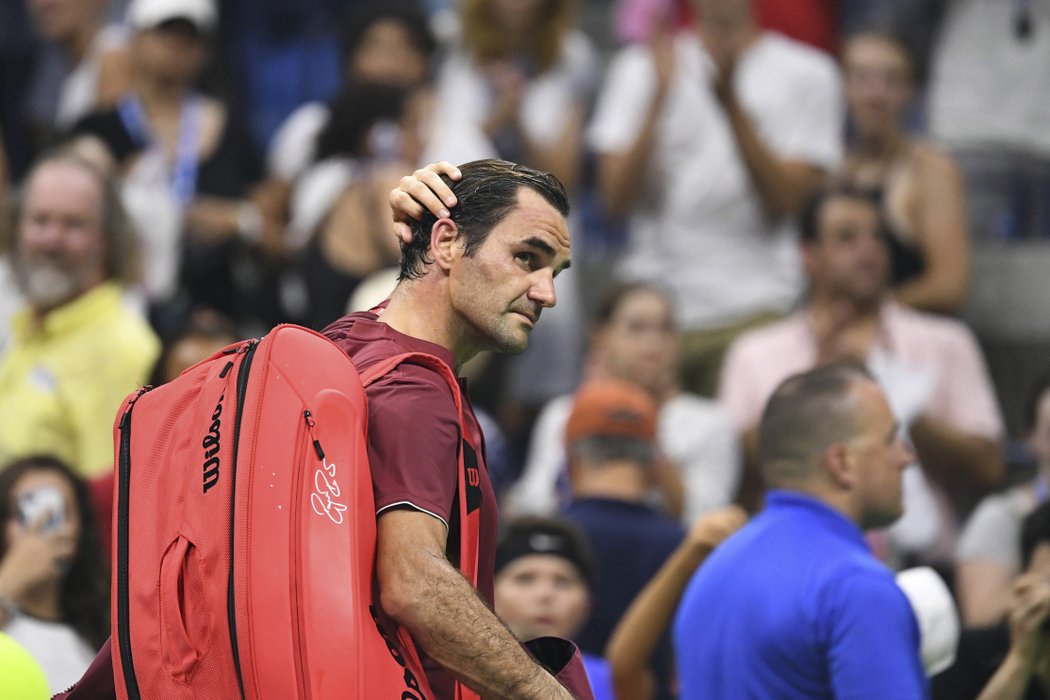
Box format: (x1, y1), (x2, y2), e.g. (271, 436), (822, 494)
(111, 324), (480, 700)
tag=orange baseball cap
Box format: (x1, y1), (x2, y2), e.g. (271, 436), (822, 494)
(565, 380), (658, 446)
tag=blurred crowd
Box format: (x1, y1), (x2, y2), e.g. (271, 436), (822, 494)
(2, 0), (1050, 697)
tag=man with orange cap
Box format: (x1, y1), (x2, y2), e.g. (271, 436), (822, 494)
(562, 379), (684, 699)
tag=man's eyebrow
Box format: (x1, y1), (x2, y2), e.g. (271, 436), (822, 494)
(521, 236), (556, 257)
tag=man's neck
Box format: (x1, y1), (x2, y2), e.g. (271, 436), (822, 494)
(379, 279), (476, 369)
(571, 461), (649, 504)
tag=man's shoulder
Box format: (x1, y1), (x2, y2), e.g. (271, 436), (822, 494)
(755, 32), (839, 77)
(730, 313), (807, 359)
(889, 302), (980, 348)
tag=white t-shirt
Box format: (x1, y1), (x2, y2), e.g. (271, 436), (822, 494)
(4, 614), (97, 695)
(505, 391), (741, 526)
(587, 31), (842, 329)
(956, 482), (1036, 569)
(929, 0), (1050, 155)
(423, 30), (599, 165)
(266, 101), (330, 182)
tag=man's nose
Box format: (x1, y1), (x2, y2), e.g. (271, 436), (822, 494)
(527, 270), (557, 309)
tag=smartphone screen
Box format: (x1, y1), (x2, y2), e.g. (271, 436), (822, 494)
(17, 486), (67, 534)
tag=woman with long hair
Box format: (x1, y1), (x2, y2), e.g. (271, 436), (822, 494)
(0, 454), (109, 693)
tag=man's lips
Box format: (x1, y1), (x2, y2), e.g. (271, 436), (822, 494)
(513, 310), (539, 326)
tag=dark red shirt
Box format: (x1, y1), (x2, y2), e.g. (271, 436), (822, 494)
(323, 311), (498, 699)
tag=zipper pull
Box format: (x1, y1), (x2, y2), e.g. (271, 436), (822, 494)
(303, 410), (325, 459)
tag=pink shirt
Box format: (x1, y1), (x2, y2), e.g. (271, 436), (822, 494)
(719, 301), (1003, 440)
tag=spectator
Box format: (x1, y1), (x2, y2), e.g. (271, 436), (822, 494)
(71, 0), (280, 334)
(957, 373), (1050, 627)
(0, 151), (159, 478)
(149, 308), (238, 385)
(934, 501), (1050, 700)
(25, 0), (129, 142)
(839, 30), (970, 314)
(561, 379), (685, 699)
(506, 282), (739, 525)
(426, 0), (598, 192)
(283, 81), (428, 330)
(494, 517), (612, 697)
(588, 0), (842, 398)
(0, 455), (109, 695)
(266, 3), (437, 189)
(927, 0), (1050, 242)
(720, 187), (1004, 559)
(606, 505), (747, 700)
(675, 363), (926, 698)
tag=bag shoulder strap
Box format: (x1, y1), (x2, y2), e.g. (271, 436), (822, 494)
(360, 352), (482, 700)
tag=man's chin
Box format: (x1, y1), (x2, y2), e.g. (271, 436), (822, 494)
(18, 267), (79, 311)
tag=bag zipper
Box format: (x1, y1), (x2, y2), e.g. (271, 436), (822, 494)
(117, 387), (151, 700)
(290, 409), (323, 699)
(228, 340), (257, 700)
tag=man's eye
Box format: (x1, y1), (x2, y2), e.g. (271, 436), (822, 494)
(515, 252), (534, 266)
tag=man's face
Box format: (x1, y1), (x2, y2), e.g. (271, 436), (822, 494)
(805, 196), (889, 306)
(132, 20), (208, 86)
(16, 161), (107, 312)
(350, 19), (429, 87)
(843, 36), (913, 138)
(597, 290), (677, 396)
(448, 187), (571, 356)
(848, 380), (914, 530)
(494, 554), (591, 641)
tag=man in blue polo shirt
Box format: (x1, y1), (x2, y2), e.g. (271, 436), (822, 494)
(674, 363), (928, 699)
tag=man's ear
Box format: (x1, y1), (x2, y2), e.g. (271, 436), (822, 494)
(431, 218), (462, 271)
(823, 443), (855, 489)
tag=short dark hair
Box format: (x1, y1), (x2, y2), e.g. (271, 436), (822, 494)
(569, 435), (655, 467)
(1021, 501), (1050, 569)
(0, 454), (110, 650)
(399, 159), (569, 280)
(759, 362), (873, 485)
(798, 186), (883, 245)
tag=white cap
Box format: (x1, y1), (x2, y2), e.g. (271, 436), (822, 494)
(895, 567), (960, 677)
(126, 0), (217, 32)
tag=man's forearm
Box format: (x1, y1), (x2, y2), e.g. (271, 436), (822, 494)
(910, 416), (1003, 491)
(598, 88), (667, 218)
(384, 555), (572, 699)
(978, 650), (1036, 700)
(721, 97), (820, 221)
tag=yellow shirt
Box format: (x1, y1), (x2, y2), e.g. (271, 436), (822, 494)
(0, 282), (160, 478)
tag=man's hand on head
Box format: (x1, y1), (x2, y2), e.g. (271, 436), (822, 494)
(389, 162), (463, 245)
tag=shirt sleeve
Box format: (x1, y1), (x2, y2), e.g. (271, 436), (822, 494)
(717, 335), (766, 433)
(586, 45), (656, 154)
(673, 400), (742, 523)
(824, 570), (928, 700)
(365, 366), (461, 528)
(770, 53), (843, 169)
(932, 323), (1005, 440)
(956, 491), (1024, 567)
(503, 396), (570, 517)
